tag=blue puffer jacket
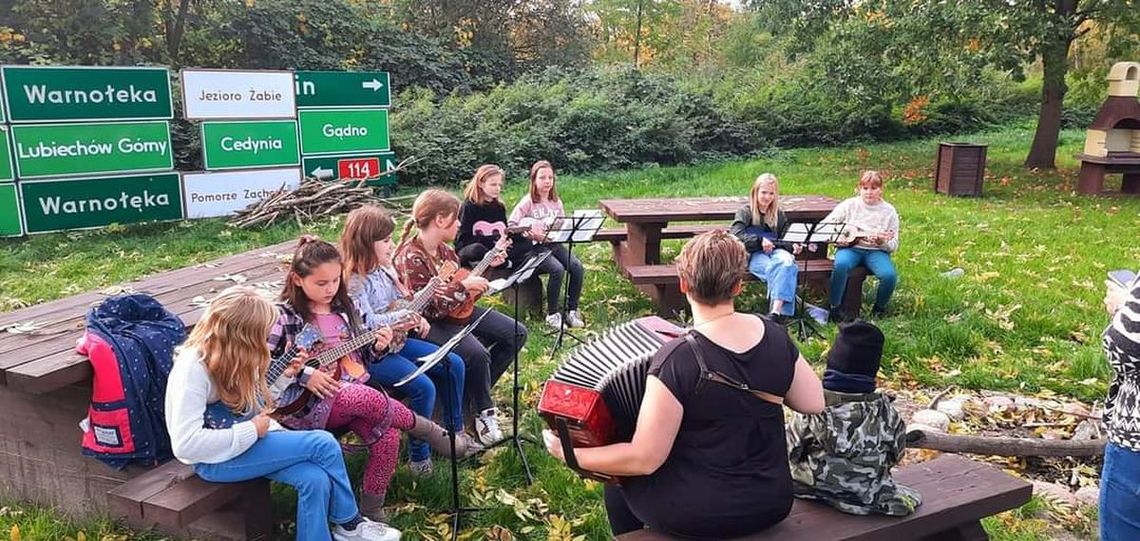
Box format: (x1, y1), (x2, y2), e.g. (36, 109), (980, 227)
(81, 294), (185, 469)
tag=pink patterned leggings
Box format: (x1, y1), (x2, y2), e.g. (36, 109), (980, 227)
(325, 383), (414, 498)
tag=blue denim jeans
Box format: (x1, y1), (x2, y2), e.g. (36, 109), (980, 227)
(194, 430), (357, 541)
(1101, 442), (1140, 540)
(747, 249), (798, 316)
(367, 337), (465, 462)
(829, 247), (898, 310)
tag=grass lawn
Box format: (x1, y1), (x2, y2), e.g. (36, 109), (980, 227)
(1, 122), (1133, 539)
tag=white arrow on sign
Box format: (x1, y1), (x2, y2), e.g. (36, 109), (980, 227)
(310, 166), (334, 179)
(362, 79), (384, 92)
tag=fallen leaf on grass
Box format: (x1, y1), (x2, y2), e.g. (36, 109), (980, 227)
(213, 273), (247, 284)
(99, 285), (135, 296)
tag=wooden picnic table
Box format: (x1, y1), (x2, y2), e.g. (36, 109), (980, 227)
(598, 195), (839, 271)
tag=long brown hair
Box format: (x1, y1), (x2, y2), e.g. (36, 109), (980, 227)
(179, 286), (276, 414)
(400, 189), (461, 245)
(749, 173), (781, 229)
(462, 164), (505, 206)
(528, 160), (560, 203)
(341, 205), (395, 279)
(279, 235), (361, 329)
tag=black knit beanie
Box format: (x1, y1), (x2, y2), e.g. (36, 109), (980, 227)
(826, 320), (884, 378)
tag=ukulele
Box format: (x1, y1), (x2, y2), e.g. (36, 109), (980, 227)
(445, 233), (516, 325)
(385, 261), (457, 354)
(836, 224), (891, 246)
(268, 311), (419, 418)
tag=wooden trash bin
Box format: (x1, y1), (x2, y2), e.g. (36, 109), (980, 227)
(934, 142), (987, 196)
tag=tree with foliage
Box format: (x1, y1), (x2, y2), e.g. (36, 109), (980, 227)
(754, 0), (1140, 169)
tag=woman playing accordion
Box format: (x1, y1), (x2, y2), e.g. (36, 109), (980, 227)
(542, 230), (825, 540)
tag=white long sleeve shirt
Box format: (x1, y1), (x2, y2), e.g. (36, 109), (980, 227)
(821, 197), (900, 253)
(164, 347), (281, 465)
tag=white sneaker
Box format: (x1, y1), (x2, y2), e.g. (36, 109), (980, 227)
(333, 517), (401, 541)
(545, 312), (564, 330)
(565, 310), (585, 328)
(474, 408), (503, 446)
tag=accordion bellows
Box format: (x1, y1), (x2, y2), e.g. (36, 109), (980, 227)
(539, 316), (685, 451)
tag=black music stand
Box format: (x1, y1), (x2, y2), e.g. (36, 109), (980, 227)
(777, 220), (845, 341)
(481, 249), (552, 485)
(395, 309), (491, 541)
(542, 210), (604, 351)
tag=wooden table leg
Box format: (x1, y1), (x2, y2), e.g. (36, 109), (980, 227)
(625, 222), (665, 266)
(1123, 171), (1140, 194)
(1077, 162), (1106, 194)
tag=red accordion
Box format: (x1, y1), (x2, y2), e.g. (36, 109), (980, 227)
(537, 316), (684, 480)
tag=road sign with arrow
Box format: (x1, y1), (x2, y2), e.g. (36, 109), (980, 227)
(302, 152), (398, 186)
(294, 71), (391, 109)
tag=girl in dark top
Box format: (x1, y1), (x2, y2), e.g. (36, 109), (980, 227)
(455, 164), (532, 269)
(729, 173), (801, 319)
(542, 230), (825, 539)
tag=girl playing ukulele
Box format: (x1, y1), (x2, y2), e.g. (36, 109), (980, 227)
(166, 286), (399, 541)
(394, 189), (529, 447)
(508, 160), (587, 330)
(268, 236), (471, 521)
(341, 205), (479, 475)
(820, 170), (900, 322)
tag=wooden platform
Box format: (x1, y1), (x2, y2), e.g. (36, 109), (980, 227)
(617, 453), (1032, 541)
(0, 241), (294, 528)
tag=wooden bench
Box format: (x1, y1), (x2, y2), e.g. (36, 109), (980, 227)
(1076, 153), (1140, 194)
(617, 453), (1033, 541)
(108, 460), (272, 540)
(623, 261), (868, 319)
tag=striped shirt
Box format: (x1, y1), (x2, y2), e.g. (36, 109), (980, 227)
(1104, 275), (1140, 451)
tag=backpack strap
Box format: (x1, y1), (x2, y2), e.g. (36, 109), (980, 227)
(685, 332), (784, 406)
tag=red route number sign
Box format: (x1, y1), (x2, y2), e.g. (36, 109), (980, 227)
(338, 157), (381, 180)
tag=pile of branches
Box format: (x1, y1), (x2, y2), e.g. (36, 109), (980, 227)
(228, 178), (379, 229)
(228, 158), (419, 229)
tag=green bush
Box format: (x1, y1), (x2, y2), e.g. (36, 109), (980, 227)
(389, 65), (1038, 186)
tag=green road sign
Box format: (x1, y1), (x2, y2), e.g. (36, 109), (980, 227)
(19, 172), (183, 234)
(0, 184), (21, 236)
(11, 121), (173, 179)
(201, 120), (300, 170)
(298, 108), (389, 156)
(302, 152), (398, 186)
(1, 66), (173, 123)
(0, 127), (13, 183)
(295, 71), (391, 109)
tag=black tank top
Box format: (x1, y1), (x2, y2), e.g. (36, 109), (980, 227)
(621, 316), (799, 539)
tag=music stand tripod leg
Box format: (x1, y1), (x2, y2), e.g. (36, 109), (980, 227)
(481, 278), (536, 485)
(551, 233), (586, 351)
(440, 355), (484, 541)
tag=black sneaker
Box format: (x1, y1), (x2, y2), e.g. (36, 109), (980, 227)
(870, 305), (891, 318)
(828, 307), (850, 324)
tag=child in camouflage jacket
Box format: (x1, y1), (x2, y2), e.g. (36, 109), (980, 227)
(786, 320), (921, 516)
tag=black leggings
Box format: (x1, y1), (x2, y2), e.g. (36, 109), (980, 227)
(534, 244), (584, 313)
(605, 485), (645, 535)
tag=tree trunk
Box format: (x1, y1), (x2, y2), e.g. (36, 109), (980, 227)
(1024, 3), (1077, 170)
(907, 429), (1105, 457)
(166, 0), (193, 70)
(633, 0), (643, 68)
